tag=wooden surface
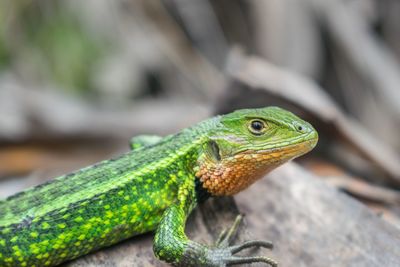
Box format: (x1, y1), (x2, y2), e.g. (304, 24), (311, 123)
(63, 162), (400, 266)
(236, 163), (400, 267)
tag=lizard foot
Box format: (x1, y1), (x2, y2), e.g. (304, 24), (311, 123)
(207, 215), (277, 267)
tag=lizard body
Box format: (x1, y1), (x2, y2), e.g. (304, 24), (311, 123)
(0, 107), (318, 267)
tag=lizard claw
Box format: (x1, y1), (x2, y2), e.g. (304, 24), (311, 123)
(225, 255), (278, 266)
(209, 215), (277, 267)
(215, 214), (244, 247)
(229, 240), (273, 253)
(206, 245), (277, 267)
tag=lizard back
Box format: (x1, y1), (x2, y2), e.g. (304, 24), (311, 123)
(0, 122), (212, 267)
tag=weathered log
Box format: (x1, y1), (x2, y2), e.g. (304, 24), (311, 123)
(236, 163), (400, 267)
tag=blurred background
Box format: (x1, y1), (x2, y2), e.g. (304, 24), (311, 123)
(1, 0), (400, 255)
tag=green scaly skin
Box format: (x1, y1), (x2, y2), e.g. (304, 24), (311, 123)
(0, 107), (318, 267)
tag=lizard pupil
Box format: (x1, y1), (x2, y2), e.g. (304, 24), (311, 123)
(250, 120), (265, 134)
(297, 126), (303, 131)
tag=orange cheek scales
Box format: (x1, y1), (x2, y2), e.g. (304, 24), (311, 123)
(196, 144), (308, 196)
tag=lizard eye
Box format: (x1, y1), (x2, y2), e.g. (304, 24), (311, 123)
(248, 120), (266, 135)
(293, 121), (307, 133)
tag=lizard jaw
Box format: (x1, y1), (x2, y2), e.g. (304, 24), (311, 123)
(196, 135), (318, 196)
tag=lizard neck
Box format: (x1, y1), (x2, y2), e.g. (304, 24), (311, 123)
(196, 141), (314, 196)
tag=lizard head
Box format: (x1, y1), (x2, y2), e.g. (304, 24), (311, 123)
(196, 106), (318, 196)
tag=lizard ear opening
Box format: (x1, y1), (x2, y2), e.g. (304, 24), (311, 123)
(208, 140), (221, 161)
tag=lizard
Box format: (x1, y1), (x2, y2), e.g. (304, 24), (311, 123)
(0, 106), (318, 267)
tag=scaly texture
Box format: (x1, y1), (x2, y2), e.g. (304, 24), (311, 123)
(0, 107), (318, 267)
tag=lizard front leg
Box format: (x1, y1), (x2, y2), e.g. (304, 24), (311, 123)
(153, 185), (277, 266)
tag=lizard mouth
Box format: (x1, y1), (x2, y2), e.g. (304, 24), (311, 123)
(237, 131), (318, 163)
(262, 135), (317, 155)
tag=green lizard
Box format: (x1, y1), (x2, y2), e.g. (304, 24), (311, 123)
(0, 107), (318, 267)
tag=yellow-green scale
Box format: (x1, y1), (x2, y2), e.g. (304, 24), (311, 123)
(0, 124), (211, 267)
